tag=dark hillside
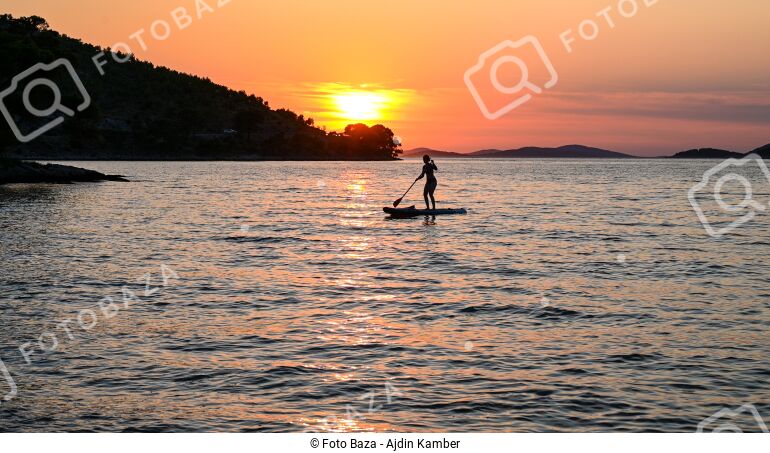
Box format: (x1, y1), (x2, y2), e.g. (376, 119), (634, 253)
(0, 15), (400, 160)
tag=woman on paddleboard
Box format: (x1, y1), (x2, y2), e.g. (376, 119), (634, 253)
(415, 154), (438, 210)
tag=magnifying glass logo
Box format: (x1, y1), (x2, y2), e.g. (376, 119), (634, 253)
(22, 78), (76, 117)
(489, 56), (543, 95)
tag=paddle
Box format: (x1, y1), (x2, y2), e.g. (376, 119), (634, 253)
(393, 179), (418, 207)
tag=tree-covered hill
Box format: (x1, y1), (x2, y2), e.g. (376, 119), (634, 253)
(0, 15), (401, 160)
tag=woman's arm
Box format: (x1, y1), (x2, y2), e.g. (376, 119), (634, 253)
(416, 166), (426, 180)
(431, 161), (438, 171)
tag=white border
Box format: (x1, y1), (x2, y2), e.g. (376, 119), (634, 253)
(0, 434), (768, 453)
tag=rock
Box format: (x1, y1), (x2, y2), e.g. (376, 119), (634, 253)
(0, 160), (129, 185)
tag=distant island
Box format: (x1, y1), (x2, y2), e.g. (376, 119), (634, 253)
(0, 15), (401, 162)
(403, 143), (770, 159)
(404, 145), (632, 159)
(669, 147), (765, 159)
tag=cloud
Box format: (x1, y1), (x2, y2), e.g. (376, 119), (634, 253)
(542, 91), (770, 124)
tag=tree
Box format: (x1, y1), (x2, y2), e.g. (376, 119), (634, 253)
(233, 109), (265, 140)
(21, 16), (50, 33)
(341, 123), (401, 160)
(0, 15), (50, 35)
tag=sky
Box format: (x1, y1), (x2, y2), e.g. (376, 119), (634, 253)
(4, 0), (770, 156)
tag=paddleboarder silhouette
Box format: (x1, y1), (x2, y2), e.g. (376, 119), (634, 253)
(416, 155), (438, 210)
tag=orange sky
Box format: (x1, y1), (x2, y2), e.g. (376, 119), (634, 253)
(5, 0), (770, 155)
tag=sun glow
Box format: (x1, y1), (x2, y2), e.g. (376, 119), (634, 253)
(304, 83), (412, 131)
(332, 91), (388, 121)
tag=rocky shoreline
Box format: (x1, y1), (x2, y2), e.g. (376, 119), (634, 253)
(0, 160), (129, 185)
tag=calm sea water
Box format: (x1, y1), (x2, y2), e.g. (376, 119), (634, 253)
(1, 159), (768, 432)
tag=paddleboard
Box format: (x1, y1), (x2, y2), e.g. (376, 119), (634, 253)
(383, 206), (467, 217)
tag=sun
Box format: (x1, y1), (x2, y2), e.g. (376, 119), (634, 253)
(332, 91), (387, 122)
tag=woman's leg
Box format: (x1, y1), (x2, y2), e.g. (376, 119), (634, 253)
(423, 185), (431, 209)
(428, 185), (436, 210)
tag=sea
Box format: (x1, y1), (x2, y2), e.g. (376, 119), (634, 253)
(0, 159), (768, 432)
